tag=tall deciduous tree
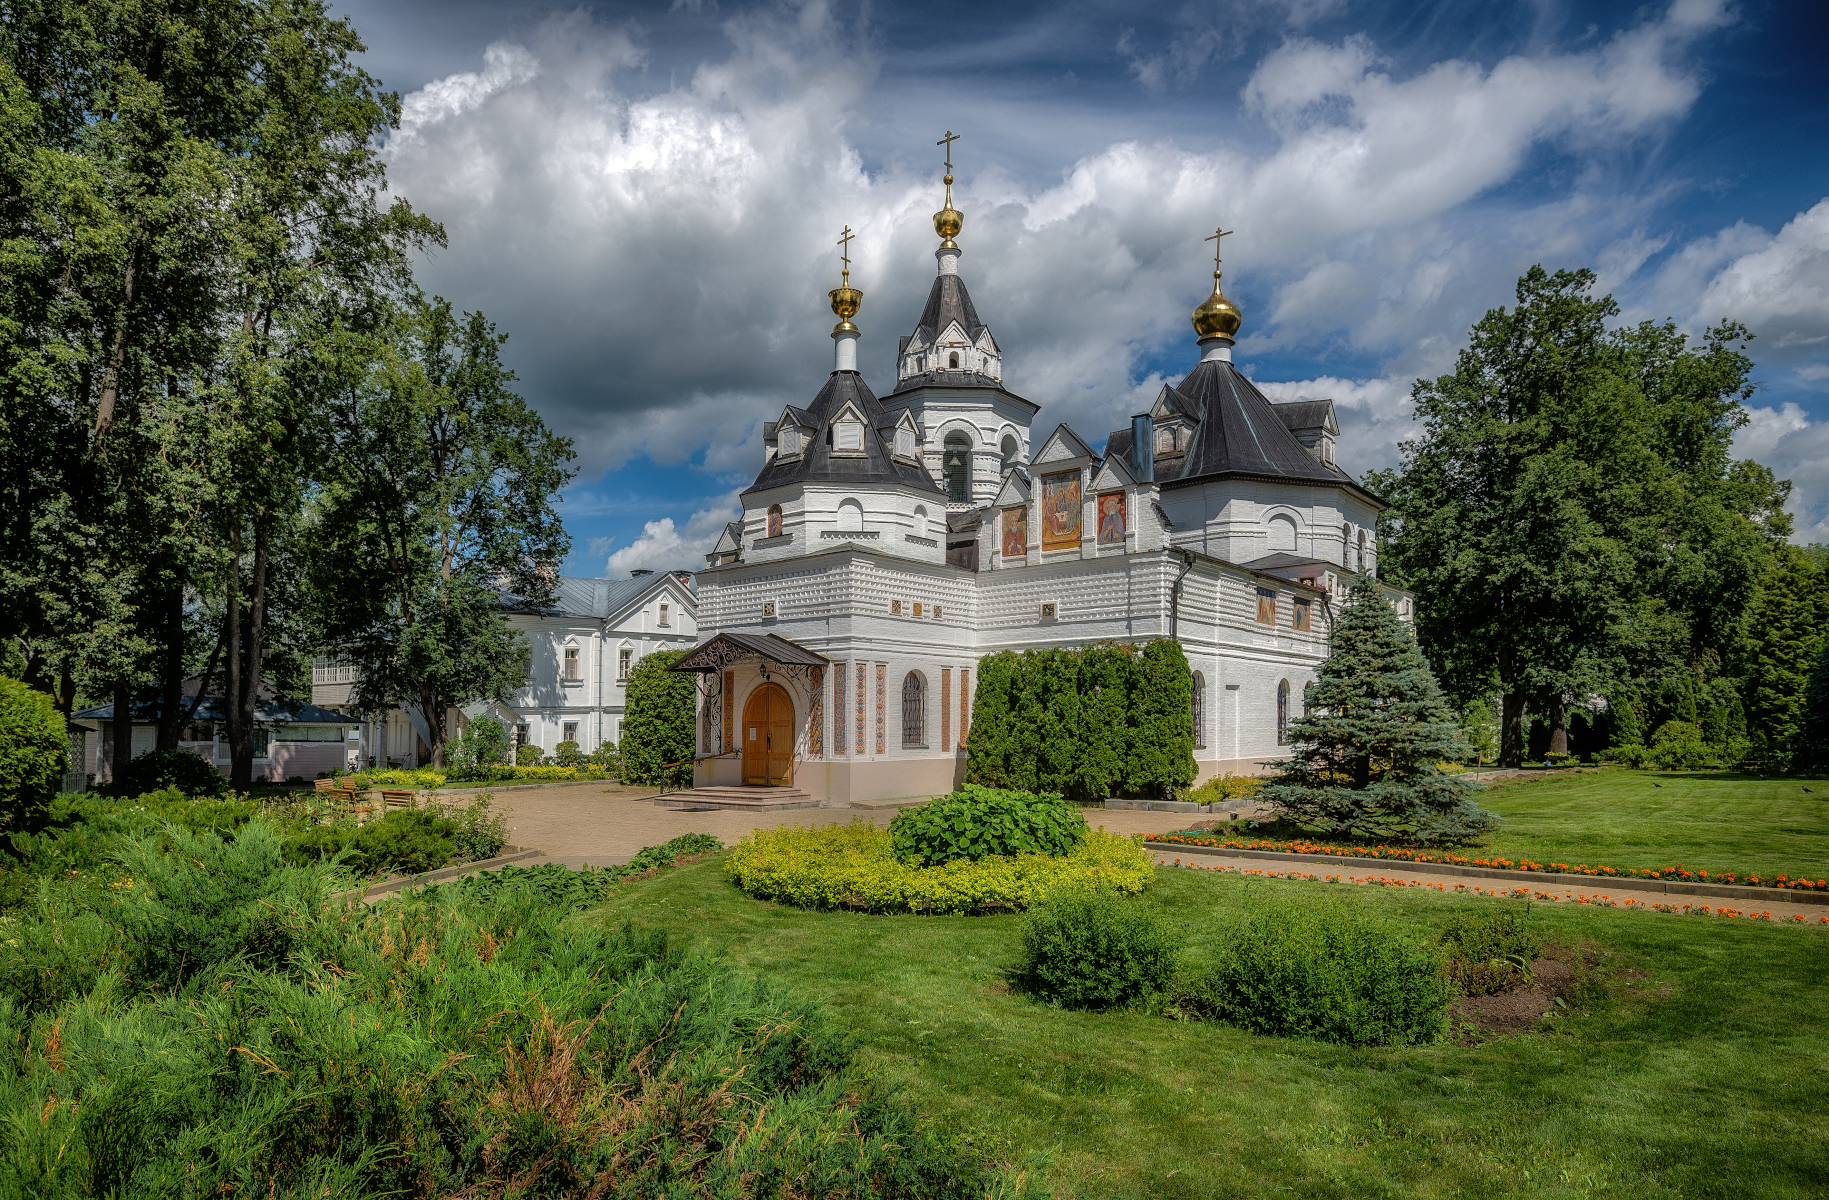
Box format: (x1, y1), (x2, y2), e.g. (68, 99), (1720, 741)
(1260, 579), (1493, 843)
(1369, 267), (1787, 766)
(1793, 641), (1829, 775)
(314, 298), (574, 767)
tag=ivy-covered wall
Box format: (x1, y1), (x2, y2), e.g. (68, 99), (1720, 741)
(964, 639), (1197, 800)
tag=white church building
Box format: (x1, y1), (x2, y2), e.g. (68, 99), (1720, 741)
(674, 163), (1412, 804)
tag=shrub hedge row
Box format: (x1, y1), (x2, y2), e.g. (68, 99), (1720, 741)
(724, 821), (1153, 914)
(966, 639), (1198, 801)
(889, 785), (1085, 866)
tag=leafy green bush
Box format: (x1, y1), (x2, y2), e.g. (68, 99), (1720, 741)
(0, 677), (69, 831)
(112, 747), (230, 798)
(283, 808), (459, 876)
(443, 763), (578, 784)
(1650, 720), (1711, 769)
(446, 717), (509, 768)
(439, 793), (510, 860)
(1180, 897), (1452, 1046)
(1439, 909), (1542, 996)
(334, 767), (446, 789)
(727, 821), (1153, 914)
(514, 742), (544, 766)
(890, 784), (1086, 866)
(553, 738), (586, 767)
(116, 786), (259, 836)
(1606, 742), (1653, 768)
(1017, 892), (1178, 1010)
(625, 831), (723, 873)
(589, 739), (621, 778)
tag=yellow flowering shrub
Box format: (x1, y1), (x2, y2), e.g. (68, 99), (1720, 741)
(725, 821), (1154, 914)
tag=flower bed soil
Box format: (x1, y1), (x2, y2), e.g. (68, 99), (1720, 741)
(1151, 831), (1829, 893)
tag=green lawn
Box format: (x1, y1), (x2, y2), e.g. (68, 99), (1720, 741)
(599, 858), (1829, 1200)
(1466, 769), (1829, 879)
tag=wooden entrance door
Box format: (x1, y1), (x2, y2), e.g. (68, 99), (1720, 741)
(741, 684), (795, 785)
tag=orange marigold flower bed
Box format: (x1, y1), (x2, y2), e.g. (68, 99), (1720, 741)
(1148, 833), (1829, 893)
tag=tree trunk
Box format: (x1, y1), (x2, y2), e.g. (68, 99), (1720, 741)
(224, 530), (245, 786)
(112, 677), (135, 788)
(421, 684), (447, 768)
(231, 520), (270, 790)
(156, 582), (185, 750)
(1548, 695), (1569, 757)
(1500, 692), (1527, 768)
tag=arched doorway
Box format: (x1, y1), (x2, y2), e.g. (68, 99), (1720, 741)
(741, 683), (795, 785)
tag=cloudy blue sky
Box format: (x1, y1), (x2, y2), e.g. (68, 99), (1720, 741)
(338, 0), (1829, 572)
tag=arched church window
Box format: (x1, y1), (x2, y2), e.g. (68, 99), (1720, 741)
(767, 505), (782, 538)
(837, 499), (863, 531)
(914, 505), (928, 540)
(1001, 434), (1019, 472)
(943, 432), (972, 503)
(949, 352), (960, 369)
(1277, 679), (1291, 746)
(901, 672), (925, 746)
(1191, 672), (1205, 749)
(1268, 514), (1297, 553)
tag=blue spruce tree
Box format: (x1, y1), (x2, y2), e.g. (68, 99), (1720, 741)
(1260, 579), (1496, 843)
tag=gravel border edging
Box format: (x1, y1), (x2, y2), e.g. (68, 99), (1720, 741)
(1144, 841), (1829, 907)
(334, 847), (547, 902)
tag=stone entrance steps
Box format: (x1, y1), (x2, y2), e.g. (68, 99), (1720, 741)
(651, 785), (817, 812)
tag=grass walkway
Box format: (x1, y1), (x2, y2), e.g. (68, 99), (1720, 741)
(1468, 770), (1828, 879)
(599, 857), (1829, 1200)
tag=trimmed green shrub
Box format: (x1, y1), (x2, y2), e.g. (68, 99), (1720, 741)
(1181, 896), (1452, 1045)
(622, 650), (696, 786)
(0, 677), (68, 831)
(1187, 773), (1265, 804)
(890, 784), (1085, 866)
(965, 640), (1198, 801)
(553, 738), (585, 767)
(1439, 909), (1542, 996)
(1017, 891), (1177, 1010)
(112, 747), (230, 798)
(513, 741), (543, 766)
(727, 822), (1153, 914)
(283, 807), (460, 876)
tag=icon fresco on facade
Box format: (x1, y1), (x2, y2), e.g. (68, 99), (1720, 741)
(1041, 471), (1080, 550)
(1097, 491), (1126, 546)
(1001, 506), (1027, 558)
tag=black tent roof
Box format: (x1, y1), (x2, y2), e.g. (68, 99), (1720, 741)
(744, 371), (944, 497)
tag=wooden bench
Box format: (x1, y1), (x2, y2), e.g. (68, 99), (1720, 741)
(380, 789), (417, 809)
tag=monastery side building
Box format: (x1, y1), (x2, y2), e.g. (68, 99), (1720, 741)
(677, 161), (1413, 804)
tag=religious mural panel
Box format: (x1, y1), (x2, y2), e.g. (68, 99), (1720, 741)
(1041, 471), (1081, 551)
(1001, 506), (1027, 558)
(1097, 491), (1126, 546)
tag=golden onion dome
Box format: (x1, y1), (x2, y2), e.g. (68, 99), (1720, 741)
(1192, 269), (1242, 340)
(933, 171), (963, 248)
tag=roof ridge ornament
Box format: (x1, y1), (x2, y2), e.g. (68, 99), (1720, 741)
(829, 224), (863, 371)
(933, 130), (963, 251)
(1192, 221), (1244, 353)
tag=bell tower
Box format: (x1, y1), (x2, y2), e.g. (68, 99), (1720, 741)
(881, 131), (1038, 509)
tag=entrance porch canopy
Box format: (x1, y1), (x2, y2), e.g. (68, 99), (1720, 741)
(669, 632), (830, 682)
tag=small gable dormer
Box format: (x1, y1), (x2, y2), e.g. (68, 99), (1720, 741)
(828, 401), (868, 456)
(773, 404), (813, 461)
(1149, 384), (1200, 461)
(885, 410), (921, 463)
(1271, 398), (1339, 469)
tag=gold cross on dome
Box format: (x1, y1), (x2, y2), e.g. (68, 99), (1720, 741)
(1205, 224), (1235, 271)
(836, 224), (854, 282)
(937, 130), (960, 173)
